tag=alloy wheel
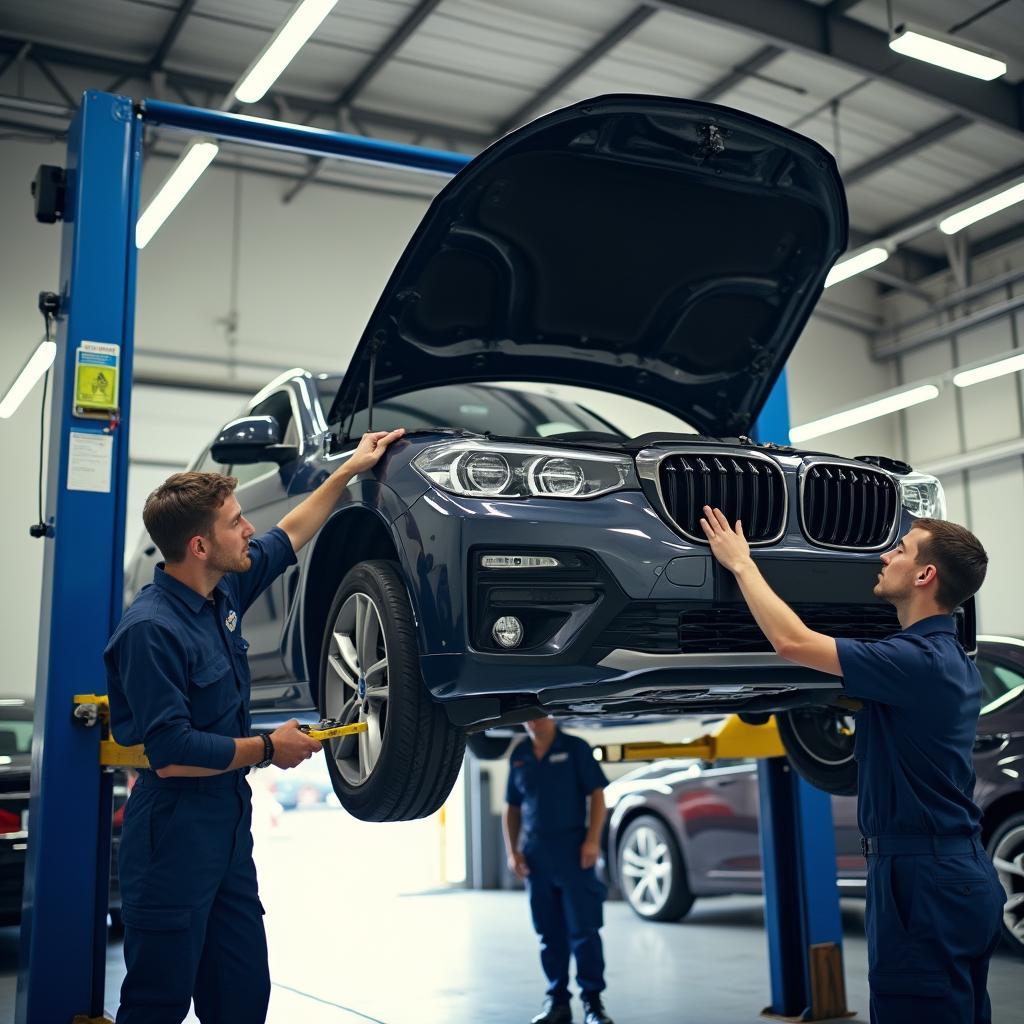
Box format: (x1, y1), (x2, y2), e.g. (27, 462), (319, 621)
(788, 707), (856, 766)
(323, 591), (389, 786)
(992, 823), (1024, 952)
(620, 825), (673, 917)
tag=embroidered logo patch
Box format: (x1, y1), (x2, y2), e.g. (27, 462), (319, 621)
(549, 752), (570, 763)
(225, 610), (238, 632)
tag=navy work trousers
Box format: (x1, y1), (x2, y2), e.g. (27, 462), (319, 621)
(866, 843), (1004, 1023)
(523, 830), (607, 1003)
(115, 771), (270, 1024)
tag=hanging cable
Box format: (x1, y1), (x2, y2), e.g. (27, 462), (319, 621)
(30, 292), (59, 539)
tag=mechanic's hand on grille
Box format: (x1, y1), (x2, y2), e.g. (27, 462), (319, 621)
(270, 719), (322, 769)
(700, 505), (751, 573)
(345, 428), (406, 475)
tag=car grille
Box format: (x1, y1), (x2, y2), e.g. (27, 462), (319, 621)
(657, 453), (786, 543)
(595, 602), (901, 653)
(801, 463), (899, 549)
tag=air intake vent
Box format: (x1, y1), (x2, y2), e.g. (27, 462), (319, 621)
(800, 463), (899, 549)
(657, 453), (786, 544)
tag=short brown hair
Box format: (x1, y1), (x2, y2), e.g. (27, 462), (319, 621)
(142, 471), (238, 563)
(912, 518), (988, 611)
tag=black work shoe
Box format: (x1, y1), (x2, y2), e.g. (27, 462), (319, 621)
(582, 995), (614, 1024)
(531, 997), (572, 1024)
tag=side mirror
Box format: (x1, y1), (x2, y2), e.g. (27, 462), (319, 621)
(210, 416), (298, 465)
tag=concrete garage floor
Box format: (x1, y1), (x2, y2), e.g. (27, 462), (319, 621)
(0, 807), (1019, 1023)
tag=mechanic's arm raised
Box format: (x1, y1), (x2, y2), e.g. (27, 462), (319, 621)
(277, 428), (405, 553)
(700, 505), (842, 677)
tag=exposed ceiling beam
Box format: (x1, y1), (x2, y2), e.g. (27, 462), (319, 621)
(823, 0), (863, 14)
(697, 44), (782, 101)
(843, 114), (971, 188)
(31, 56), (75, 108)
(335, 0), (442, 110)
(497, 5), (656, 135)
(0, 41), (31, 82)
(650, 0), (1024, 139)
(150, 0), (197, 73)
(0, 36), (492, 147)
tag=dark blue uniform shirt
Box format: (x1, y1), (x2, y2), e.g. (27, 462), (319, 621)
(836, 614), (983, 838)
(104, 528), (296, 771)
(506, 730), (608, 841)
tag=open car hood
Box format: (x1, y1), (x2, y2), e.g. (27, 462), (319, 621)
(328, 95), (847, 437)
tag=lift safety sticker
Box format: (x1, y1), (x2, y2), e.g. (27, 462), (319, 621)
(74, 341), (119, 415)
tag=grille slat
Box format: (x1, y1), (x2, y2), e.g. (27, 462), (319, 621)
(657, 453), (785, 544)
(802, 462), (898, 549)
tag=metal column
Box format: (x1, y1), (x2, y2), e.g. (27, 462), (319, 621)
(17, 91), (141, 1023)
(753, 372), (848, 1021)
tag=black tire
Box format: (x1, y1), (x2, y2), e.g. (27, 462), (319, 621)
(777, 707), (859, 797)
(465, 732), (515, 760)
(318, 560), (465, 822)
(616, 814), (694, 922)
(986, 811), (1024, 959)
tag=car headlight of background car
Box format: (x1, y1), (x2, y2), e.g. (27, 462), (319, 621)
(413, 441), (638, 499)
(900, 471), (946, 519)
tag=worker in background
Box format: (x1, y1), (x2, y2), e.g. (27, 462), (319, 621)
(503, 716), (614, 1024)
(105, 427), (404, 1024)
(700, 506), (1005, 1024)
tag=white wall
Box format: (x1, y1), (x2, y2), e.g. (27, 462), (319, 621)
(879, 239), (1024, 634)
(1, 130), (919, 696)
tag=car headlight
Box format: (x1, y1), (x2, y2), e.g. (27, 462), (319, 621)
(900, 472), (946, 519)
(413, 441), (638, 499)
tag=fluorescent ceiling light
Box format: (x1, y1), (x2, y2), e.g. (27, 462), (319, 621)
(889, 24), (1006, 81)
(0, 340), (57, 419)
(939, 181), (1024, 235)
(234, 0), (339, 104)
(789, 384), (939, 444)
(824, 246), (889, 288)
(135, 139), (219, 249)
(953, 351), (1024, 388)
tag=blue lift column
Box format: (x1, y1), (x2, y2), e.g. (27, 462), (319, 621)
(753, 372), (849, 1021)
(17, 91), (141, 1023)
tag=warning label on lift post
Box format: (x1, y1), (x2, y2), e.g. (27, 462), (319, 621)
(74, 340), (119, 418)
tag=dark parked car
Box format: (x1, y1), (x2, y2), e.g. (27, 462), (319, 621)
(0, 700), (126, 926)
(126, 95), (962, 821)
(603, 637), (1024, 956)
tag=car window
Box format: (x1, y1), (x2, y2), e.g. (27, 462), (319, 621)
(328, 383), (621, 440)
(194, 446), (228, 473)
(976, 653), (1024, 715)
(232, 390), (297, 486)
(0, 718), (33, 755)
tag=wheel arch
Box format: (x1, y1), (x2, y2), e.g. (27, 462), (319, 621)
(301, 506), (405, 706)
(980, 790), (1024, 848)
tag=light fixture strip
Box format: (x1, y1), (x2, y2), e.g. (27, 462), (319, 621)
(135, 139), (219, 250)
(824, 246), (889, 288)
(939, 181), (1024, 236)
(789, 385), (939, 444)
(953, 351), (1024, 388)
(0, 340), (58, 419)
(888, 25), (1007, 81)
(234, 0), (340, 104)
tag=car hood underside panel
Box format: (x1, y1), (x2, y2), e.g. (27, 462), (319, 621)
(329, 94), (847, 438)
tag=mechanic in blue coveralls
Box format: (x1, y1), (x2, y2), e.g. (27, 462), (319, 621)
(701, 506), (1005, 1024)
(105, 426), (404, 1024)
(503, 716), (614, 1024)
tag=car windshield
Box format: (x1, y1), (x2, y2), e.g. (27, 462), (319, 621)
(314, 381), (622, 439)
(0, 705), (33, 756)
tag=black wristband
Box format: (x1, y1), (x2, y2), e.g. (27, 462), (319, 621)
(259, 732), (274, 768)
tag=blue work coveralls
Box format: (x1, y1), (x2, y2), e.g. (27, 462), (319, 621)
(836, 615), (1006, 1023)
(104, 527), (296, 1024)
(506, 730), (609, 1005)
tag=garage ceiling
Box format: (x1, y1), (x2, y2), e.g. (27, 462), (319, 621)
(2, 0), (1024, 286)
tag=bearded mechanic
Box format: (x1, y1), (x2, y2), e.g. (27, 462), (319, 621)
(104, 427), (404, 1024)
(700, 505), (1004, 1024)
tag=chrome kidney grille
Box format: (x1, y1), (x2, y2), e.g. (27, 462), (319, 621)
(800, 463), (899, 549)
(657, 453), (786, 543)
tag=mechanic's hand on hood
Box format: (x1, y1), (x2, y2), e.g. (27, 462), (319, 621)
(346, 428), (406, 474)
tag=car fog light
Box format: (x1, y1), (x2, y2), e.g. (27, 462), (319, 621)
(480, 555), (561, 569)
(492, 616), (524, 649)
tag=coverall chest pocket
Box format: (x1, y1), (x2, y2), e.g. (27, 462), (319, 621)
(189, 652), (234, 728)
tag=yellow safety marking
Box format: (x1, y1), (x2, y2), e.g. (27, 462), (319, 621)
(595, 714), (786, 764)
(301, 721), (369, 742)
(73, 694), (151, 768)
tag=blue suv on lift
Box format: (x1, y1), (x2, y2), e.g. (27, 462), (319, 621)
(126, 95), (962, 821)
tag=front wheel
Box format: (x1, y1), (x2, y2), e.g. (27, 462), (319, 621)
(777, 707), (858, 796)
(318, 560), (465, 821)
(617, 815), (694, 922)
(987, 811), (1024, 958)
